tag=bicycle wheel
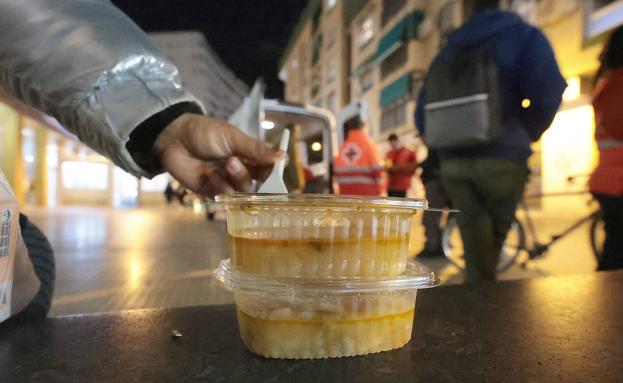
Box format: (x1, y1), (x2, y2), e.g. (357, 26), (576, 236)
(442, 216), (525, 273)
(589, 212), (605, 265)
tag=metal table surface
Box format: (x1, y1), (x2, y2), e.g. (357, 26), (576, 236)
(2, 271), (623, 383)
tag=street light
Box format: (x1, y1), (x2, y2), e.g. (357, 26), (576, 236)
(261, 120), (275, 130)
(311, 142), (322, 152)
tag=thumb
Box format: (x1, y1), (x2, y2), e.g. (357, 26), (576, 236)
(228, 128), (286, 165)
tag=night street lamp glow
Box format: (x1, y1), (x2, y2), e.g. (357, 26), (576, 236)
(311, 142), (322, 152)
(261, 120), (275, 130)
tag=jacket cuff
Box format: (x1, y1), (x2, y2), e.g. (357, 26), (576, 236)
(126, 102), (203, 177)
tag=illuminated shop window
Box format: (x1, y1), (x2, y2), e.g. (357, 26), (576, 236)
(141, 173), (170, 192)
(61, 161), (108, 190)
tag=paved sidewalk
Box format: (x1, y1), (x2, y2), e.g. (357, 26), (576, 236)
(23, 205), (597, 316)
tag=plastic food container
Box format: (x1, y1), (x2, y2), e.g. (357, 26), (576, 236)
(215, 194), (428, 277)
(214, 258), (438, 359)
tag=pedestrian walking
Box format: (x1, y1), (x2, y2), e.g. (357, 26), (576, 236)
(415, 0), (566, 282)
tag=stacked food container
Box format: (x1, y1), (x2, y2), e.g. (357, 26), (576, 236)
(214, 194), (439, 359)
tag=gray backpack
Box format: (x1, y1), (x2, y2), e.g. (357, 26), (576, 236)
(423, 46), (502, 149)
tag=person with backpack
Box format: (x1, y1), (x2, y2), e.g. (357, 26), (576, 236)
(589, 26), (623, 271)
(415, 0), (566, 282)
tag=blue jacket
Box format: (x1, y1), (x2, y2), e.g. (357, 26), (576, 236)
(415, 10), (566, 164)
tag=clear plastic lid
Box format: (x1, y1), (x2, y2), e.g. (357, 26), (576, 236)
(214, 258), (439, 297)
(214, 193), (428, 211)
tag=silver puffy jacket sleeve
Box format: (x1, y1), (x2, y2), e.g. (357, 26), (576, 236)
(0, 0), (204, 177)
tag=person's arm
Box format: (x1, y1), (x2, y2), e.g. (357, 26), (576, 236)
(0, 0), (280, 196)
(0, 0), (200, 176)
(518, 28), (567, 141)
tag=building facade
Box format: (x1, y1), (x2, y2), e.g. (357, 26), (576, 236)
(279, 0), (368, 114)
(149, 31), (249, 120)
(280, 0), (623, 208)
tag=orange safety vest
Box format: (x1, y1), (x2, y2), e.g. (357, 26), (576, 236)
(590, 68), (623, 196)
(334, 129), (385, 196)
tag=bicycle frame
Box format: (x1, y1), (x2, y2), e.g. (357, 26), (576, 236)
(440, 175), (604, 273)
(519, 198), (602, 259)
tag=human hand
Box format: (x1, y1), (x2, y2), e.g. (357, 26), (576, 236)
(154, 113), (284, 198)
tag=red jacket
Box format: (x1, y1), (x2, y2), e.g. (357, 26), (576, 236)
(386, 146), (417, 191)
(334, 130), (384, 196)
(590, 68), (623, 196)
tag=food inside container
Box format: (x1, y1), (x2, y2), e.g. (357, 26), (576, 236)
(215, 194), (428, 277)
(214, 259), (438, 359)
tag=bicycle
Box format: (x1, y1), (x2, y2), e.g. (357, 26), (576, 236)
(441, 178), (605, 273)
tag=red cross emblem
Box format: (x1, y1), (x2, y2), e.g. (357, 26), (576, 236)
(341, 143), (361, 165)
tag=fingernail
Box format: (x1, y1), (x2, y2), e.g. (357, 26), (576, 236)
(228, 157), (242, 173)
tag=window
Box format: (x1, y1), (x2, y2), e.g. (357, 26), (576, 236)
(326, 29), (336, 48)
(361, 70), (374, 93)
(312, 5), (322, 33)
(380, 43), (407, 79)
(326, 0), (336, 11)
(61, 161), (109, 190)
(357, 17), (374, 49)
(311, 85), (320, 99)
(326, 91), (336, 113)
(311, 34), (323, 65)
(382, 0), (406, 26)
(381, 97), (408, 133)
(299, 43), (308, 65)
(326, 58), (337, 83)
(311, 71), (321, 98)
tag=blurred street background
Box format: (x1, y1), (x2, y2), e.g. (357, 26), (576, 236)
(2, 0), (621, 315)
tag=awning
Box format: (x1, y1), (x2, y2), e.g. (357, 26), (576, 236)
(380, 73), (411, 108)
(373, 11), (424, 64)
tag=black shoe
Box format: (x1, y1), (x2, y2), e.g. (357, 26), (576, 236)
(417, 248), (444, 258)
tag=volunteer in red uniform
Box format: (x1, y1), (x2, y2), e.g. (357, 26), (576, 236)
(386, 134), (417, 198)
(334, 117), (384, 196)
(589, 26), (623, 271)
